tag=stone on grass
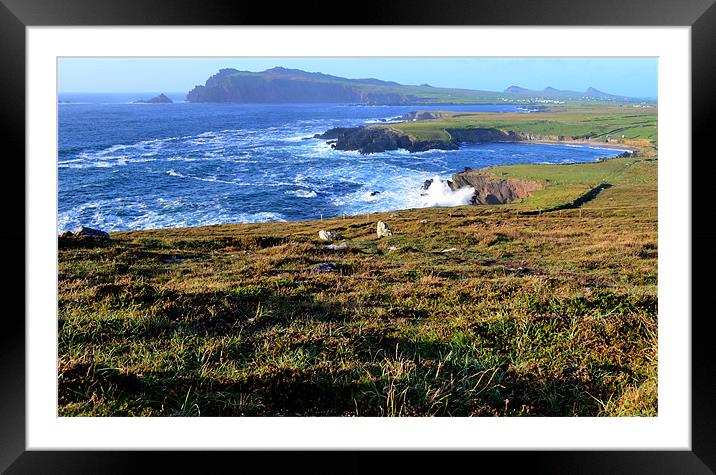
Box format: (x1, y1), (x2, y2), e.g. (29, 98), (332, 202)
(312, 262), (338, 273)
(74, 226), (110, 240)
(376, 221), (392, 237)
(323, 243), (348, 251)
(319, 230), (342, 241)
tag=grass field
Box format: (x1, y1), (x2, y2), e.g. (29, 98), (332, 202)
(381, 105), (658, 146)
(58, 153), (658, 416)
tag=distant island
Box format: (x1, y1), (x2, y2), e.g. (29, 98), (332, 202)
(186, 67), (648, 105)
(134, 93), (173, 104)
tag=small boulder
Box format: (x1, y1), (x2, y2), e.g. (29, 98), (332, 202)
(376, 221), (392, 237)
(323, 243), (348, 251)
(312, 262), (338, 273)
(74, 226), (110, 240)
(319, 230), (342, 241)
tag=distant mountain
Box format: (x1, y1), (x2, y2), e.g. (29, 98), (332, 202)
(504, 85), (532, 94)
(501, 85), (636, 102)
(185, 67), (647, 104)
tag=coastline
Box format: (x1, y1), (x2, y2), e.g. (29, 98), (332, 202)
(75, 153), (645, 236)
(520, 138), (639, 152)
(316, 121), (650, 156)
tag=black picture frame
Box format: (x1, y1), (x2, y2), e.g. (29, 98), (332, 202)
(2, 0), (714, 472)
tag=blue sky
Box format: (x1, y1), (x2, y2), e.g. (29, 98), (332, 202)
(58, 57), (657, 98)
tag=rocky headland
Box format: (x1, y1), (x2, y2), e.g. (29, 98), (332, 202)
(314, 125), (531, 155)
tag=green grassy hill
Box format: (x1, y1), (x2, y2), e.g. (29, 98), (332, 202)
(385, 106), (658, 144)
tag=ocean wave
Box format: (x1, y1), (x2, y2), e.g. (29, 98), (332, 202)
(165, 169), (251, 186)
(58, 195), (286, 232)
(285, 189), (318, 198)
(420, 176), (475, 207)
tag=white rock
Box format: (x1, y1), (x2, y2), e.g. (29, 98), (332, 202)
(376, 221), (392, 237)
(319, 230), (341, 241)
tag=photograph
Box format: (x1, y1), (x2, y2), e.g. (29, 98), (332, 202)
(56, 57), (659, 417)
(3, 0), (710, 467)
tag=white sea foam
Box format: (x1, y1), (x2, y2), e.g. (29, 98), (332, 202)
(165, 169), (252, 186)
(286, 189), (318, 198)
(420, 176), (475, 207)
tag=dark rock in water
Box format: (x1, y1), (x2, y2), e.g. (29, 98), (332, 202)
(370, 191), (381, 196)
(74, 226), (110, 239)
(59, 231), (74, 238)
(422, 179), (434, 190)
(134, 93), (173, 104)
(312, 262), (338, 273)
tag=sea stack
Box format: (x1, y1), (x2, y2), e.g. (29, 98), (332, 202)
(134, 93), (173, 104)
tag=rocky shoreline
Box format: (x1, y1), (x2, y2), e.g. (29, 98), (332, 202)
(315, 124), (639, 156)
(314, 126), (459, 154)
(314, 109), (640, 156)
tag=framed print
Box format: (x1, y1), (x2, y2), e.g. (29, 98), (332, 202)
(2, 0), (715, 472)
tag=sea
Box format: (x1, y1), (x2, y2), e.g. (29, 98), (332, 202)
(58, 93), (627, 232)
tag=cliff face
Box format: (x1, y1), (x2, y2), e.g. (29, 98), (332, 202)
(189, 76), (365, 103)
(449, 171), (541, 204)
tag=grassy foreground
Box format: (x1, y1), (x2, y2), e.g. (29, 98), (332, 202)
(58, 154), (657, 417)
